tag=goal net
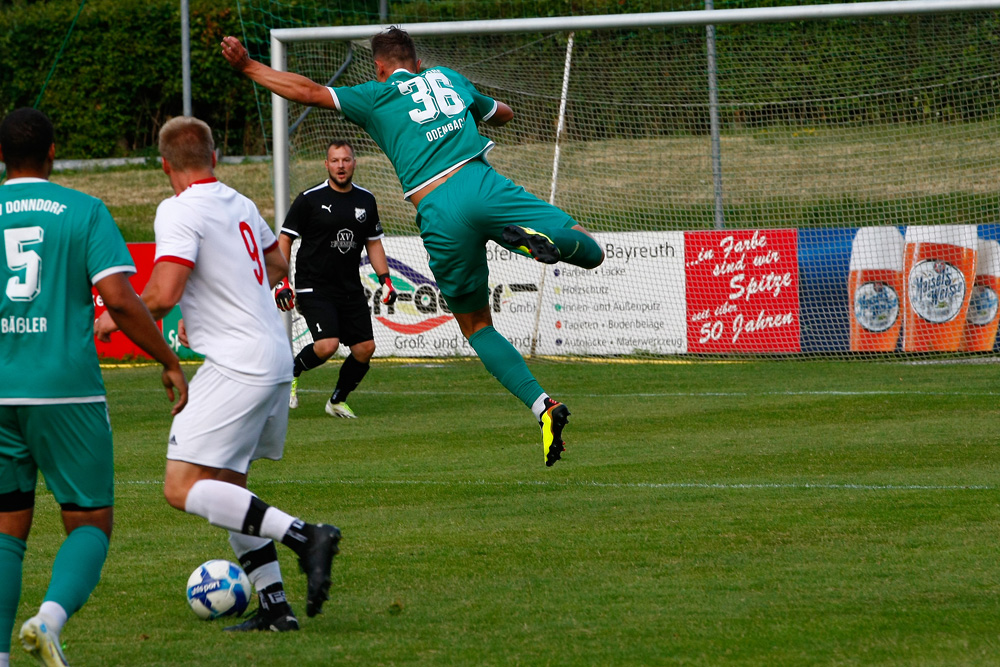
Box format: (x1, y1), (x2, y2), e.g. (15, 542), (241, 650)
(267, 1), (1000, 360)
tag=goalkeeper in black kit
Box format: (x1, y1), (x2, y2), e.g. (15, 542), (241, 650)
(275, 139), (397, 418)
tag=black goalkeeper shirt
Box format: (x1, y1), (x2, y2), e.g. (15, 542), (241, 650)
(280, 181), (384, 299)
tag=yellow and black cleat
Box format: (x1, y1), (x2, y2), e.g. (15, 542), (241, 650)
(539, 398), (570, 466)
(502, 225), (561, 264)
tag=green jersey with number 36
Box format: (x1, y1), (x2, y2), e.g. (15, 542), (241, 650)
(0, 178), (135, 402)
(329, 66), (500, 198)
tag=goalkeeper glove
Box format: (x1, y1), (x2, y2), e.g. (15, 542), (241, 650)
(274, 277), (296, 311)
(378, 273), (398, 305)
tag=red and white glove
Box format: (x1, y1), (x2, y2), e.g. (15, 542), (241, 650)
(379, 273), (398, 305)
(274, 277), (295, 311)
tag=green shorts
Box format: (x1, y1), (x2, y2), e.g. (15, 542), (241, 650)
(0, 402), (114, 508)
(415, 159), (578, 313)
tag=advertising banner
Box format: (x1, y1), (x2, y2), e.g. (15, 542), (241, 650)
(798, 224), (1000, 354)
(359, 232), (687, 357)
(93, 243), (156, 360)
(538, 232), (687, 355)
(357, 236), (549, 357)
(684, 229), (801, 353)
(104, 227), (1000, 361)
(93, 243), (201, 361)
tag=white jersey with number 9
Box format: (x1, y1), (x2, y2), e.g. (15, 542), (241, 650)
(153, 179), (292, 385)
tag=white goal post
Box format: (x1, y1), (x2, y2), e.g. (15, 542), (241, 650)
(268, 0), (1000, 360)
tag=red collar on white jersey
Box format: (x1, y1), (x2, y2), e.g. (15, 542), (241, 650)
(186, 177), (219, 190)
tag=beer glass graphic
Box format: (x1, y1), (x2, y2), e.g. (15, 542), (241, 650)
(960, 238), (1000, 352)
(902, 225), (977, 352)
(849, 227), (904, 351)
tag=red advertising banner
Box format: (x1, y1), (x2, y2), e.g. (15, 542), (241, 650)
(93, 243), (157, 360)
(684, 229), (801, 353)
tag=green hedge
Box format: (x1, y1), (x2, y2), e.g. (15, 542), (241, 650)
(0, 0), (263, 158)
(2, 0), (998, 158)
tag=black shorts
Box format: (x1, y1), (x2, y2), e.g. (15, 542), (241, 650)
(296, 292), (374, 347)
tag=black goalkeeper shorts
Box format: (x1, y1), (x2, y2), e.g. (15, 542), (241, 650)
(296, 292), (374, 347)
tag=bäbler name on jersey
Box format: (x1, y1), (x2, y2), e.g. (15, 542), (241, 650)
(1, 316), (47, 334)
(426, 118), (465, 143)
(1, 199), (67, 216)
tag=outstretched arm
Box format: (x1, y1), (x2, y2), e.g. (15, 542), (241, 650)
(221, 36), (337, 109)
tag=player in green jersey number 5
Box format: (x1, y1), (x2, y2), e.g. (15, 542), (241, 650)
(0, 108), (188, 667)
(222, 28), (605, 467)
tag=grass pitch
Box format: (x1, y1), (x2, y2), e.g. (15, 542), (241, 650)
(14, 359), (1000, 665)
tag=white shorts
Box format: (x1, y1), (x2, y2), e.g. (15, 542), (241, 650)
(167, 363), (290, 473)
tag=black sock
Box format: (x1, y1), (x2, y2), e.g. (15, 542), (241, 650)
(241, 496), (269, 537)
(330, 354), (370, 404)
(258, 583), (291, 614)
(293, 344), (326, 377)
(281, 519), (313, 558)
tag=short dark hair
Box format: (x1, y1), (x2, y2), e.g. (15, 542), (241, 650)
(326, 139), (354, 156)
(0, 108), (54, 171)
(371, 27), (416, 66)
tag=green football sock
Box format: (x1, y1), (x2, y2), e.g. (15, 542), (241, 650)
(0, 533), (26, 653)
(44, 525), (109, 617)
(467, 326), (544, 409)
(547, 227), (604, 269)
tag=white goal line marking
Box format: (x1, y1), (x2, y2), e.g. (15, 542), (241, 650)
(120, 478), (991, 491)
(111, 387), (1000, 398)
(291, 389), (1000, 397)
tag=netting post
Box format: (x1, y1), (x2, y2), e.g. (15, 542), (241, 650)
(529, 31), (575, 357)
(270, 34), (293, 342)
(706, 0), (725, 229)
(271, 34), (290, 234)
(181, 0), (192, 116)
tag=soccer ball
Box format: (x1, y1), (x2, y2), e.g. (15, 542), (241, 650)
(186, 559), (252, 620)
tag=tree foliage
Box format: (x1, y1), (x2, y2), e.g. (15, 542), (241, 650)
(0, 0), (263, 157)
(1, 0), (997, 158)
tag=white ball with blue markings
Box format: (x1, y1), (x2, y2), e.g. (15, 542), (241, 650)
(186, 559), (252, 620)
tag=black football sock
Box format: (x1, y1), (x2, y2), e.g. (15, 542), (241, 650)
(257, 583), (292, 615)
(330, 354), (370, 404)
(293, 344), (325, 377)
(281, 519), (313, 558)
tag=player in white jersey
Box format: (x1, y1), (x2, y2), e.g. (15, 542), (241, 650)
(152, 177), (291, 388)
(96, 117), (340, 632)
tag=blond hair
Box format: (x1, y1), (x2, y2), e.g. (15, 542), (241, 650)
(158, 116), (214, 171)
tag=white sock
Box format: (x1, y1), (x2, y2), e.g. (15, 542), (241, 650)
(38, 601), (68, 634)
(184, 479), (253, 532)
(0, 651), (9, 666)
(228, 533), (283, 591)
(260, 507), (297, 544)
(228, 532), (270, 559)
(531, 393), (550, 421)
(247, 559), (283, 592)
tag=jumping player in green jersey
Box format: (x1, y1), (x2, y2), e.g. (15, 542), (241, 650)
(222, 28), (605, 467)
(0, 108), (187, 667)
